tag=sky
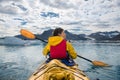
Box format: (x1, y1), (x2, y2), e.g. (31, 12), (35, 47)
(0, 0), (120, 37)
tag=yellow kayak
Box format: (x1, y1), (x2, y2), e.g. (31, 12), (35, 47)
(29, 59), (89, 80)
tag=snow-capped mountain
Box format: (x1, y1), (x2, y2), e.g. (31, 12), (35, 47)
(15, 29), (120, 41)
(89, 31), (120, 40)
(0, 30), (120, 46)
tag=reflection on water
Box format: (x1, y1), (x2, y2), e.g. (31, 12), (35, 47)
(0, 41), (120, 80)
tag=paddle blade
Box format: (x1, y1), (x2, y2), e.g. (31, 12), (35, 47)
(20, 29), (36, 39)
(92, 61), (109, 67)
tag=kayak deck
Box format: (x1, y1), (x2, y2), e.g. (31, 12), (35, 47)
(29, 59), (89, 80)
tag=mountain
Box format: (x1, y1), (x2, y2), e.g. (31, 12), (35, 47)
(0, 36), (42, 46)
(88, 31), (120, 40)
(14, 30), (120, 41)
(112, 34), (120, 40)
(64, 30), (87, 40)
(36, 29), (88, 40)
(36, 29), (53, 40)
(15, 35), (33, 40)
(15, 29), (88, 40)
(0, 37), (26, 46)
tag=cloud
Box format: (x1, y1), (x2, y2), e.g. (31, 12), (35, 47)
(115, 0), (120, 6)
(0, 5), (18, 14)
(0, 0), (120, 37)
(0, 19), (5, 22)
(0, 0), (27, 15)
(92, 22), (110, 28)
(11, 3), (27, 11)
(40, 0), (77, 9)
(59, 21), (82, 25)
(0, 0), (21, 2)
(114, 17), (120, 23)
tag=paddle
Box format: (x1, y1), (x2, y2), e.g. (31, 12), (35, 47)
(20, 29), (47, 43)
(20, 29), (109, 67)
(77, 55), (109, 67)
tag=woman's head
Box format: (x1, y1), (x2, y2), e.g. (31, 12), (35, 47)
(52, 28), (66, 39)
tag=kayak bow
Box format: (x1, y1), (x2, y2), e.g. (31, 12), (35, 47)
(29, 59), (89, 80)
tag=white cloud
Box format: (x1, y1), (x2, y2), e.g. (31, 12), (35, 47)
(0, 0), (120, 37)
(40, 0), (79, 9)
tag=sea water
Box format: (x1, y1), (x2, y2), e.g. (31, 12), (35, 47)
(0, 41), (120, 80)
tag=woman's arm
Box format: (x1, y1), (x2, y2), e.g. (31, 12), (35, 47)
(66, 41), (77, 59)
(42, 44), (50, 56)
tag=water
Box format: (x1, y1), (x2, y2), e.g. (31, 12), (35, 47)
(0, 41), (120, 80)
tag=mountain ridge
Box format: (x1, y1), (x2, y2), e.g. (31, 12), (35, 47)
(14, 29), (120, 41)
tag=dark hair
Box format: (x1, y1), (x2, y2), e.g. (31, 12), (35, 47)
(52, 28), (64, 36)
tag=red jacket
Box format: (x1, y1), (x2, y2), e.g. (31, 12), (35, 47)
(50, 40), (67, 59)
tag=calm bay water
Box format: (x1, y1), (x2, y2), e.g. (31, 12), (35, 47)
(0, 41), (120, 80)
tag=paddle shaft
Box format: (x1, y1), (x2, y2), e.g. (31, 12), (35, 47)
(35, 36), (47, 43)
(77, 55), (92, 62)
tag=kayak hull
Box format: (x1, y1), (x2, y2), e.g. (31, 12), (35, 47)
(29, 59), (89, 80)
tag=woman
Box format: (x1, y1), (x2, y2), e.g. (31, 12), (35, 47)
(42, 28), (77, 66)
